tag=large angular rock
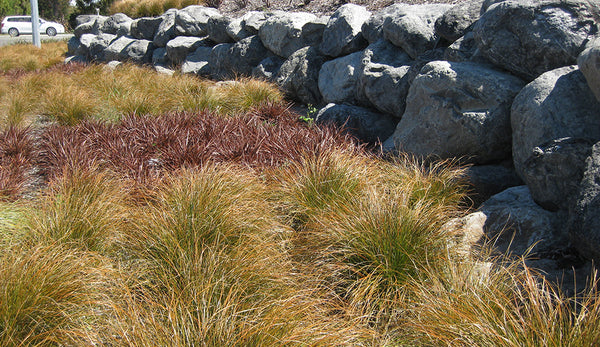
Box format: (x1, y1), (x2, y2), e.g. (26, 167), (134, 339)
(444, 31), (489, 64)
(316, 103), (397, 143)
(362, 4), (410, 44)
(153, 9), (178, 47)
(473, 0), (600, 81)
(258, 12), (321, 58)
(209, 43), (235, 80)
(275, 46), (328, 105)
(166, 36), (210, 65)
(472, 186), (564, 256)
(252, 56), (285, 81)
(131, 17), (163, 40)
(101, 13), (132, 36)
(207, 15), (233, 43)
(226, 16), (252, 41)
(75, 14), (97, 27)
(226, 35), (275, 76)
(511, 66), (600, 209)
(434, 0), (486, 42)
(578, 38), (600, 102)
(320, 4), (371, 58)
(391, 60), (525, 163)
(382, 4), (452, 59)
(318, 51), (363, 104)
(181, 46), (212, 76)
(175, 5), (220, 37)
(569, 142), (600, 262)
(74, 16), (108, 38)
(226, 11), (272, 41)
(89, 33), (117, 62)
(522, 137), (596, 211)
(152, 47), (168, 66)
(356, 40), (414, 116)
(104, 36), (153, 64)
(67, 36), (81, 56)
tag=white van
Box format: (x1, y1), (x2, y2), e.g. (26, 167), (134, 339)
(1, 16), (65, 37)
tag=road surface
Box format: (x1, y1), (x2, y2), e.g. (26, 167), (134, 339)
(0, 33), (73, 47)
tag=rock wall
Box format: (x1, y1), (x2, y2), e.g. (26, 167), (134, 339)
(66, 0), (600, 267)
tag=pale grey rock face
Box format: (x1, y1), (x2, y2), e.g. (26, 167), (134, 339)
(382, 4), (452, 59)
(275, 46), (328, 105)
(75, 14), (97, 26)
(318, 51), (363, 104)
(88, 34), (117, 62)
(356, 40), (414, 116)
(434, 0), (486, 42)
(511, 66), (600, 210)
(101, 13), (133, 36)
(153, 9), (179, 47)
(319, 4), (371, 58)
(174, 5), (220, 37)
(473, 0), (600, 81)
(443, 31), (490, 64)
(570, 142), (600, 262)
(131, 17), (163, 41)
(258, 12), (319, 58)
(316, 103), (397, 143)
(104, 36), (153, 64)
(166, 36), (211, 65)
(181, 47), (212, 76)
(361, 4), (412, 44)
(207, 15), (234, 43)
(578, 38), (600, 102)
(391, 60), (524, 164)
(103, 36), (136, 62)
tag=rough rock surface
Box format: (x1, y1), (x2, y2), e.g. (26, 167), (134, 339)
(104, 36), (153, 64)
(166, 36), (210, 65)
(258, 12), (319, 58)
(275, 46), (328, 105)
(131, 17), (164, 40)
(473, 0), (600, 81)
(578, 38), (600, 102)
(465, 164), (524, 207)
(569, 142), (600, 262)
(207, 15), (234, 43)
(101, 13), (133, 36)
(391, 60), (525, 163)
(318, 51), (363, 104)
(181, 46), (212, 76)
(382, 3), (452, 59)
(361, 4), (410, 44)
(153, 9), (179, 47)
(175, 5), (220, 36)
(434, 0), (485, 42)
(511, 66), (600, 208)
(316, 103), (397, 143)
(252, 56), (285, 81)
(320, 4), (371, 57)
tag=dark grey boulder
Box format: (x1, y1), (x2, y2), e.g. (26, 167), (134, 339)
(511, 66), (600, 206)
(382, 4), (452, 59)
(473, 0), (600, 81)
(166, 36), (211, 66)
(252, 56), (285, 81)
(227, 35), (275, 77)
(67, 36), (82, 56)
(153, 9), (178, 47)
(578, 38), (600, 102)
(320, 4), (371, 58)
(444, 31), (489, 64)
(258, 11), (320, 58)
(152, 47), (168, 66)
(207, 15), (234, 43)
(318, 51), (363, 104)
(465, 164), (524, 207)
(175, 5), (220, 37)
(316, 103), (397, 143)
(522, 137), (596, 211)
(362, 4), (409, 44)
(434, 0), (486, 42)
(131, 17), (163, 40)
(209, 43), (235, 80)
(569, 142), (600, 262)
(74, 20), (94, 38)
(275, 46), (328, 105)
(391, 60), (525, 164)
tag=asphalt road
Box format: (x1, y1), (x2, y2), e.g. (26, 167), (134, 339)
(0, 33), (73, 46)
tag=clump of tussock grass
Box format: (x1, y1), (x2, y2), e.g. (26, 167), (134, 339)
(24, 169), (129, 253)
(0, 244), (109, 345)
(1, 63), (285, 125)
(0, 127), (37, 200)
(405, 258), (600, 346)
(110, 0), (204, 18)
(0, 41), (67, 73)
(37, 106), (356, 183)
